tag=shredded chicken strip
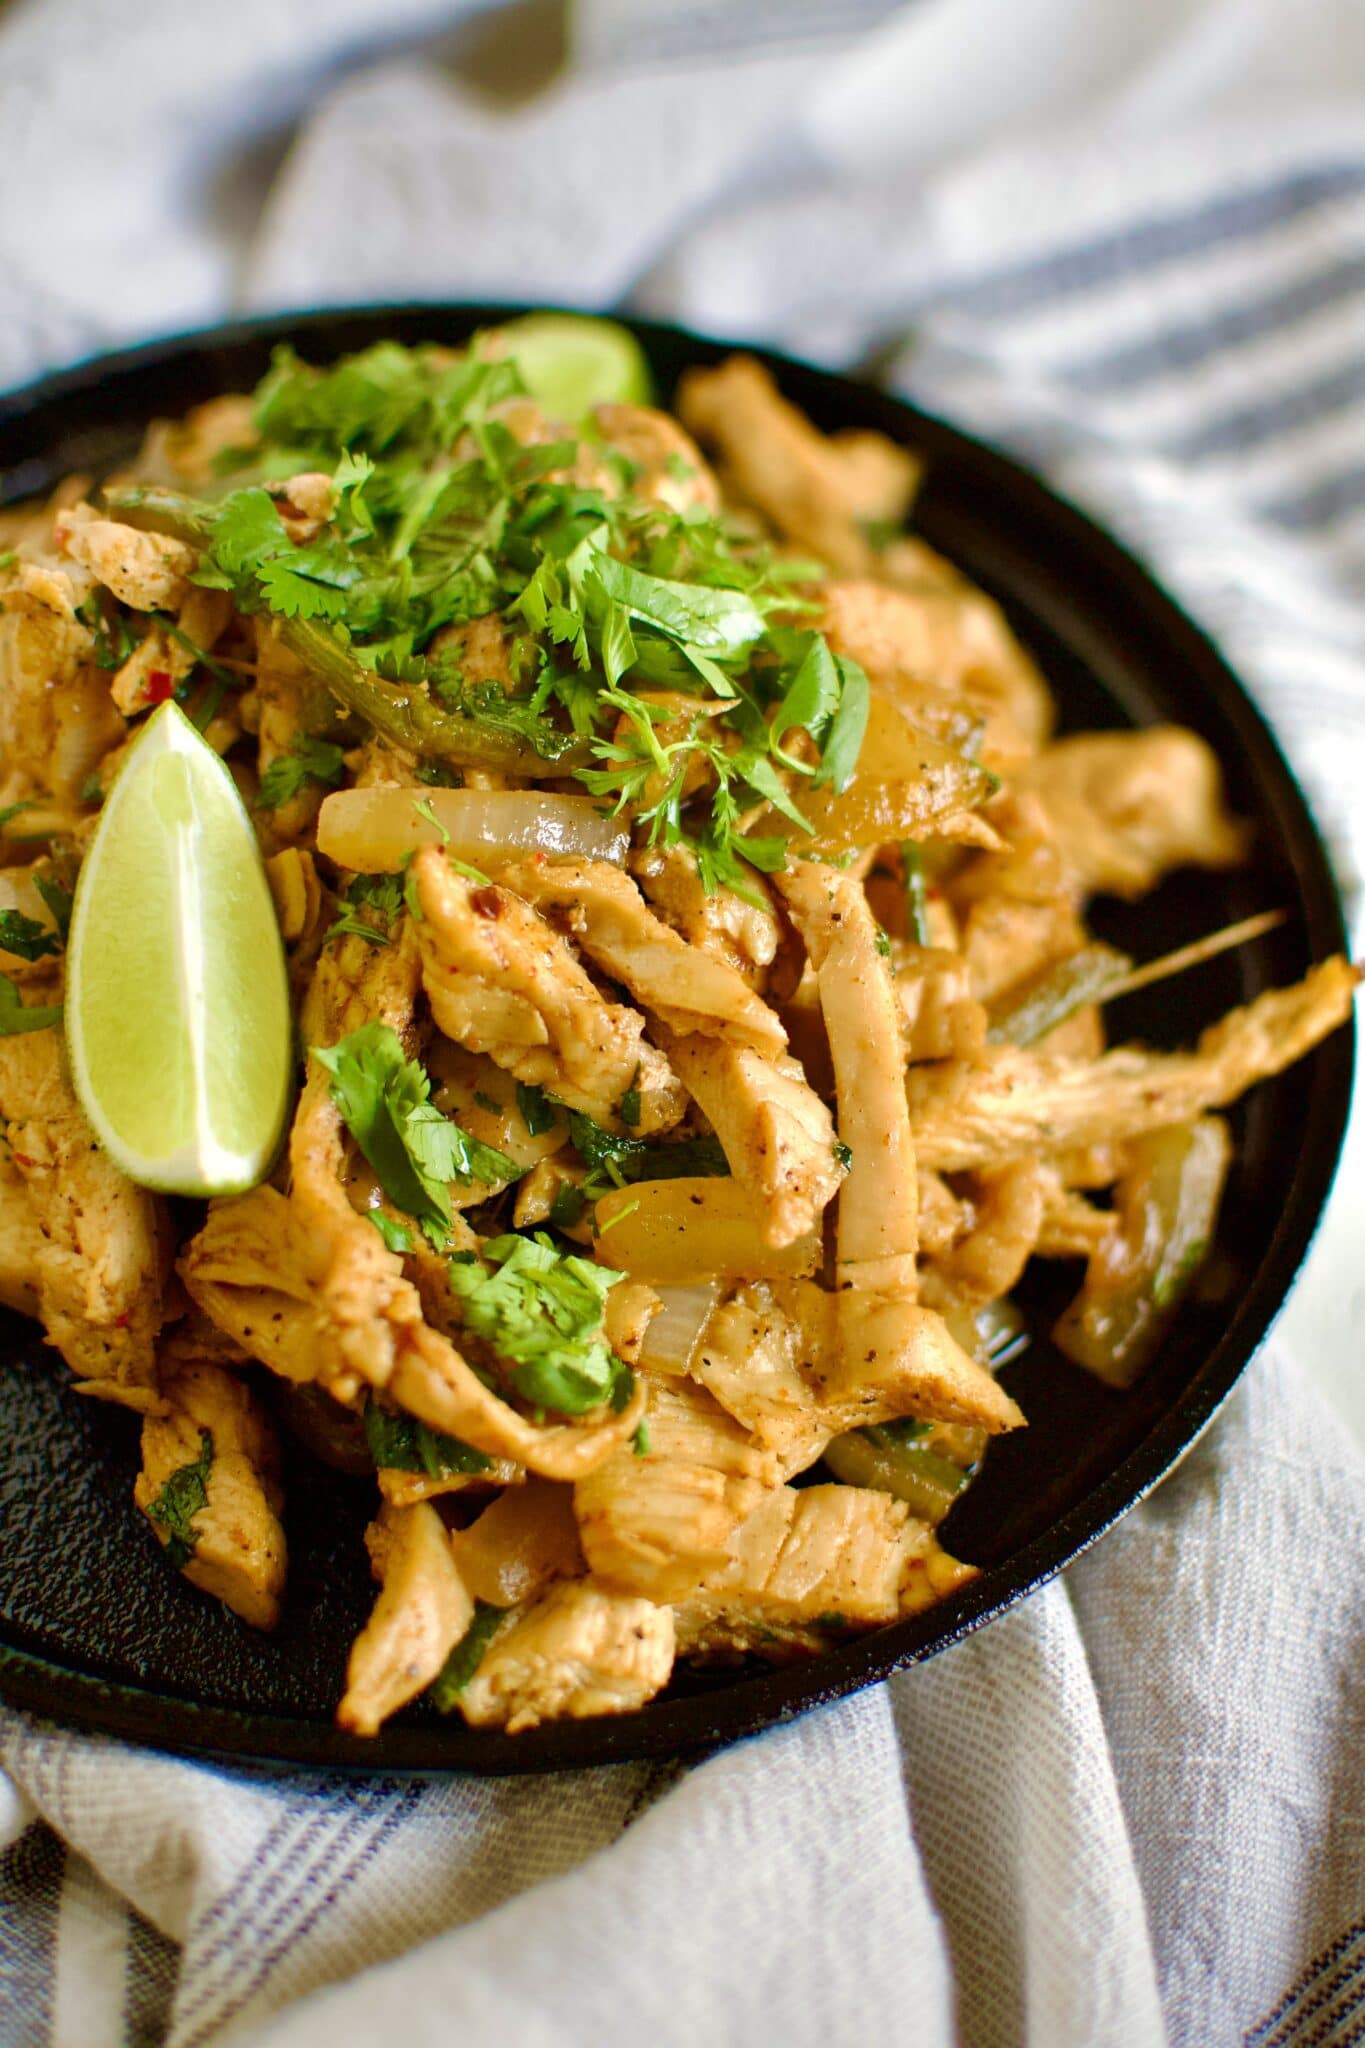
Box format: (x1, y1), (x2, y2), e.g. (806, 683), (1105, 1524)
(337, 1502), (473, 1736)
(458, 1578), (675, 1732)
(498, 856), (787, 1055)
(0, 1026), (167, 1405)
(135, 1354), (287, 1629)
(908, 958), (1357, 1171)
(411, 848), (683, 1130)
(656, 1028), (843, 1249)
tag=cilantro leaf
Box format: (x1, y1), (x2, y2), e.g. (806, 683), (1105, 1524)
(313, 1021), (522, 1248)
(257, 734), (347, 810)
(33, 876), (72, 942)
(812, 655), (870, 794)
(429, 1601), (506, 1711)
(565, 1111), (730, 1191)
(588, 553), (764, 662)
(0, 976), (61, 1034)
(327, 871), (404, 946)
(362, 1397), (491, 1477)
(516, 1082), (557, 1136)
(368, 1210), (414, 1254)
(448, 1230), (629, 1416)
(145, 1428), (214, 1570)
(0, 909), (61, 962)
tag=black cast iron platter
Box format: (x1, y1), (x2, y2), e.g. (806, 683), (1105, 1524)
(0, 306), (1353, 1773)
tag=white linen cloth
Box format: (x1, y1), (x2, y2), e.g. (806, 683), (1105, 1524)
(1, 4), (1363, 2044)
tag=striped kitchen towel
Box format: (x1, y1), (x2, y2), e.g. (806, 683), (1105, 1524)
(2, 2), (1363, 2044)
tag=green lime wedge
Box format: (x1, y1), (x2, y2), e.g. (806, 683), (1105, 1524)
(65, 702), (293, 1196)
(494, 312), (653, 420)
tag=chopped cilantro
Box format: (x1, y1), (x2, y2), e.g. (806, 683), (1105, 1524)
(618, 1069), (642, 1129)
(874, 926), (891, 958)
(429, 1601), (506, 1711)
(0, 976), (61, 1035)
(833, 1140), (853, 1174)
(146, 1428), (214, 1569)
(313, 1021), (523, 1248)
(0, 909), (60, 962)
(632, 1421), (652, 1457)
(474, 1090), (502, 1116)
(368, 1210), (414, 1254)
(326, 871), (405, 946)
(548, 1181), (586, 1229)
(363, 1396), (491, 1477)
(566, 1110), (729, 1194)
(0, 801), (36, 832)
(257, 733), (346, 810)
(447, 1230), (629, 1416)
(515, 1082), (557, 1136)
(33, 876), (72, 943)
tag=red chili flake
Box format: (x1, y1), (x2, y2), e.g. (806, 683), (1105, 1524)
(11, 1152), (33, 1169)
(146, 670), (175, 704)
(112, 1311), (132, 1329)
(470, 886), (502, 920)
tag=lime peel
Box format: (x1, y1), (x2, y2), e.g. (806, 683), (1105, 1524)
(65, 701), (293, 1196)
(494, 313), (653, 421)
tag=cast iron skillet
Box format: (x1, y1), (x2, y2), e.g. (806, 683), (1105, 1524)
(0, 306), (1353, 1774)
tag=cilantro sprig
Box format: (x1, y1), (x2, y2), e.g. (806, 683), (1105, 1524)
(111, 334), (878, 892)
(313, 1022), (522, 1248)
(565, 1111), (730, 1195)
(257, 732), (347, 811)
(363, 1397), (491, 1477)
(448, 1231), (630, 1416)
(145, 1429), (214, 1570)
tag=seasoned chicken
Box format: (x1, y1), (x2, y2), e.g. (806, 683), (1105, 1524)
(593, 402), (720, 515)
(0, 1144), (47, 1318)
(1014, 728), (1248, 899)
(917, 1162), (1048, 1312)
(575, 1375), (783, 1602)
(498, 857), (787, 1055)
(677, 354), (918, 574)
(337, 1502), (473, 1736)
(630, 843), (783, 988)
(775, 860), (918, 1293)
(818, 577), (1053, 761)
(457, 1578), (675, 1733)
(0, 562), (123, 809)
(55, 504), (195, 612)
(451, 1479), (585, 1607)
(674, 1482), (974, 1657)
(0, 1027), (167, 1405)
(908, 957), (1357, 1171)
(411, 848), (683, 1131)
(657, 1031), (842, 1250)
(134, 1354), (287, 1630)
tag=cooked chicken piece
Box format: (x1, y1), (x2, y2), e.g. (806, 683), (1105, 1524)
(411, 848), (683, 1130)
(109, 587), (231, 718)
(1013, 728), (1248, 899)
(272, 471), (335, 541)
(186, 931), (647, 1478)
(457, 1578), (675, 1733)
(0, 564), (123, 807)
(917, 1170), (968, 1260)
(426, 1041), (568, 1186)
(908, 957), (1357, 1171)
(918, 1162), (1048, 1312)
(818, 577), (1053, 762)
(692, 1279), (1022, 1459)
(134, 1355), (287, 1630)
(593, 402), (720, 514)
(499, 857), (787, 1056)
(575, 1375), (784, 1602)
(337, 1502), (474, 1736)
(775, 861), (917, 1293)
(265, 847), (324, 945)
(673, 1483), (973, 1658)
(677, 355), (918, 574)
(630, 843), (782, 989)
(451, 1479), (584, 1607)
(655, 1029), (843, 1249)
(892, 946), (988, 1062)
(135, 393), (256, 487)
(958, 894), (1089, 1006)
(347, 736), (422, 787)
(55, 504), (195, 612)
(512, 1154), (589, 1234)
(0, 1027), (167, 1405)
(0, 1143), (46, 1317)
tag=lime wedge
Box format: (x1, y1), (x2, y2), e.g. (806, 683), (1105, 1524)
(65, 702), (292, 1195)
(495, 312), (653, 420)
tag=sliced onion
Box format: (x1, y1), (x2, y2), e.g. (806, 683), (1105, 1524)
(637, 1282), (721, 1376)
(317, 786), (629, 875)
